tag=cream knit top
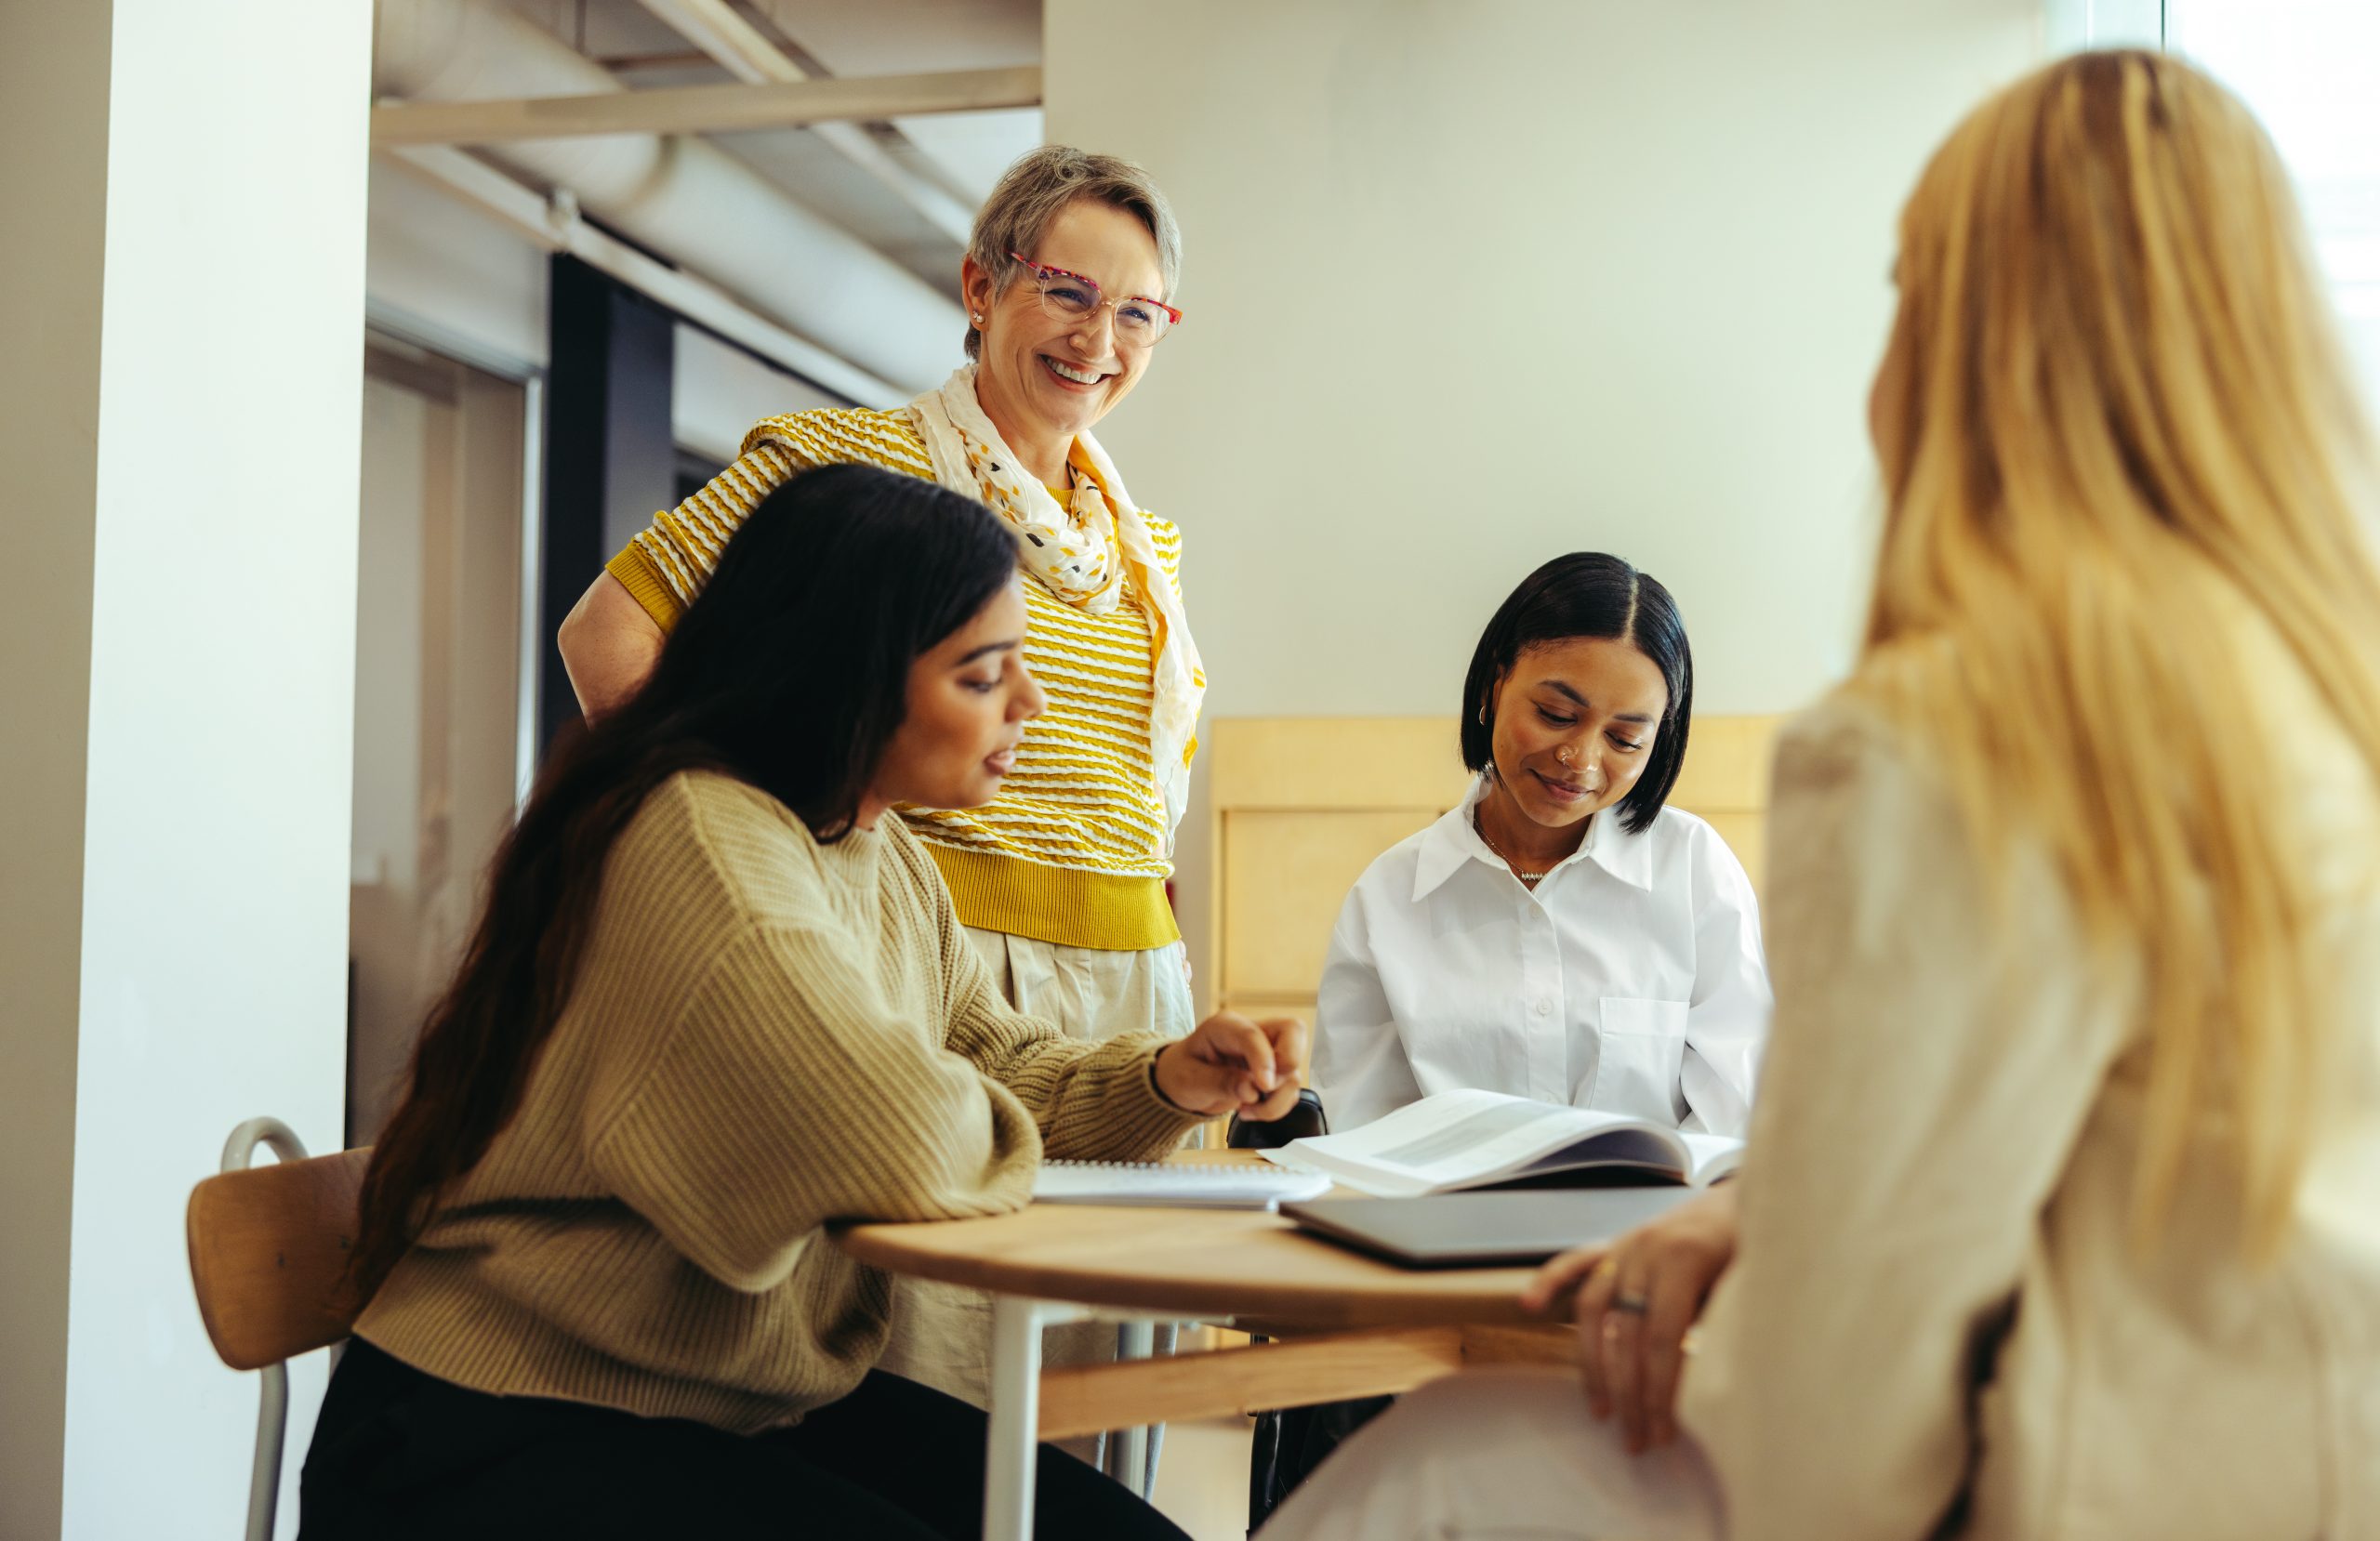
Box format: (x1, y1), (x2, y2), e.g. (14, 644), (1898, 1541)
(353, 770), (1198, 1433)
(607, 408), (1187, 953)
(1681, 673), (2380, 1538)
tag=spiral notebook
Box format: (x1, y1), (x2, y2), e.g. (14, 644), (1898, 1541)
(1032, 1160), (1335, 1210)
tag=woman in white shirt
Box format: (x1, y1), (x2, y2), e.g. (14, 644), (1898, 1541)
(1313, 554), (1769, 1135)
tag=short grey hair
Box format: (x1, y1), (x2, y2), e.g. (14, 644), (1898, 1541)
(964, 146), (1183, 360)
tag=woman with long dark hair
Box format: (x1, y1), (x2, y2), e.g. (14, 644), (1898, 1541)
(303, 464), (1305, 1540)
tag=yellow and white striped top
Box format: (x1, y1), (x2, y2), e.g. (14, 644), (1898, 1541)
(606, 407), (1186, 952)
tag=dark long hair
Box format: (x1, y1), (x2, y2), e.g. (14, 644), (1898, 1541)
(349, 463), (1019, 1297)
(1459, 553), (1695, 836)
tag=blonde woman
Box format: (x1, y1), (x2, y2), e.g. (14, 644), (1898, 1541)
(1263, 49), (2380, 1541)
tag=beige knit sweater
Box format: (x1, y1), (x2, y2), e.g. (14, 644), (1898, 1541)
(355, 770), (1199, 1432)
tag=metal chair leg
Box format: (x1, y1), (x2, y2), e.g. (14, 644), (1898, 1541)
(220, 1118), (310, 1541)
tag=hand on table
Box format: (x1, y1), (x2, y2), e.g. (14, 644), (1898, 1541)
(1153, 1011), (1309, 1119)
(1521, 1184), (1741, 1455)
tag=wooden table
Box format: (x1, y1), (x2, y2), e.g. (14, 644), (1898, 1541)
(835, 1153), (1569, 1541)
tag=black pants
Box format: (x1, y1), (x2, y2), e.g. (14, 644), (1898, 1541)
(300, 1338), (1189, 1541)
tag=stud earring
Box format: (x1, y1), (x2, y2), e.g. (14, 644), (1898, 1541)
(972, 311), (985, 325)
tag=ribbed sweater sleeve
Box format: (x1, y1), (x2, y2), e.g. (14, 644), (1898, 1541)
(909, 825), (1194, 1163)
(939, 920), (1193, 1163)
(576, 783), (1197, 1297)
(583, 922), (1044, 1294)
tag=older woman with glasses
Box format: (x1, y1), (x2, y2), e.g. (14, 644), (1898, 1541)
(554, 146), (1233, 1471)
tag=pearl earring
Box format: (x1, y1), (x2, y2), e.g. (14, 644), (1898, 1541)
(972, 311), (985, 325)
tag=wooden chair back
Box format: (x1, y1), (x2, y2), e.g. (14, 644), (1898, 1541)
(186, 1147), (373, 1371)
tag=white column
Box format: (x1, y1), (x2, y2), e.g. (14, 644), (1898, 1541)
(0, 3), (374, 1536)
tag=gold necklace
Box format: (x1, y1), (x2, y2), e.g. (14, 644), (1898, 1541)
(1474, 810), (1553, 883)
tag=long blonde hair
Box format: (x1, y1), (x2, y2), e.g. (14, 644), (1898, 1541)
(1857, 49), (2380, 1258)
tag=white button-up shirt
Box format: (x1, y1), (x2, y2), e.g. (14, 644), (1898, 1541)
(1312, 775), (1771, 1135)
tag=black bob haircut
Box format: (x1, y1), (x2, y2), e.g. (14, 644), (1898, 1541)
(1459, 552), (1694, 836)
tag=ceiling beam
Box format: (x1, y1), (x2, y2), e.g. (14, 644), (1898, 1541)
(631, 0), (978, 244)
(635, 0), (807, 90)
(371, 65), (1040, 149)
(378, 146), (904, 407)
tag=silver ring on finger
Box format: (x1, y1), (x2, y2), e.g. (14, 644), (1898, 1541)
(1611, 1290), (1651, 1316)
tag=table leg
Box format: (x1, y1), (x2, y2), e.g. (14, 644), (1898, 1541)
(985, 1296), (1045, 1541)
(1111, 1320), (1155, 1496)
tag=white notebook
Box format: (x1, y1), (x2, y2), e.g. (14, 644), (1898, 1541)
(1032, 1160), (1334, 1210)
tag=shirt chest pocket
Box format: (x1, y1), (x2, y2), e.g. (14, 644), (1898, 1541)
(1588, 997), (1690, 1125)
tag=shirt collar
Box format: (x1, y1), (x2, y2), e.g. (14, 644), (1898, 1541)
(1578, 790), (1658, 891)
(1409, 773), (1658, 902)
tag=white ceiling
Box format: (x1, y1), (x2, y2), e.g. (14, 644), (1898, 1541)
(491, 0), (1042, 301)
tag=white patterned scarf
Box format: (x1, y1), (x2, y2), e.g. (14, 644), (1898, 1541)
(908, 364), (1206, 835)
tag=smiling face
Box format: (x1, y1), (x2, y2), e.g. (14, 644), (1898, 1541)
(867, 580), (1046, 817)
(1486, 637), (1671, 835)
(963, 198), (1167, 454)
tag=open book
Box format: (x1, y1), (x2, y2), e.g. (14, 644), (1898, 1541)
(1259, 1088), (1742, 1198)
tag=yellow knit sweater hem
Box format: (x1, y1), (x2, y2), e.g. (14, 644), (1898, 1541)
(926, 843), (1180, 952)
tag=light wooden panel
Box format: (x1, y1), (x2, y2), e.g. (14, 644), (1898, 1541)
(1669, 715), (1779, 809)
(1208, 718), (1474, 811)
(1698, 810), (1766, 890)
(1208, 715), (1783, 1018)
(1223, 808), (1440, 1003)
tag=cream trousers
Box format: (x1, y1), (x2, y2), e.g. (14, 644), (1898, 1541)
(1256, 1368), (1722, 1540)
(874, 929), (1196, 1455)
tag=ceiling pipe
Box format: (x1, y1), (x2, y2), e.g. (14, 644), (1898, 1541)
(382, 144), (905, 407)
(373, 0), (964, 394)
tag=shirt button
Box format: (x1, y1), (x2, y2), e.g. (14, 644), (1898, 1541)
(1534, 999), (1553, 1017)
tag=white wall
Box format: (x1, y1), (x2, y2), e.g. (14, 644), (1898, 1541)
(0, 2), (373, 1536)
(1044, 0), (2042, 1004)
(2168, 0), (2380, 411)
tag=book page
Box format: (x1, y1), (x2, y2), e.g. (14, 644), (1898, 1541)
(1679, 1132), (1744, 1187)
(1266, 1089), (1654, 1195)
